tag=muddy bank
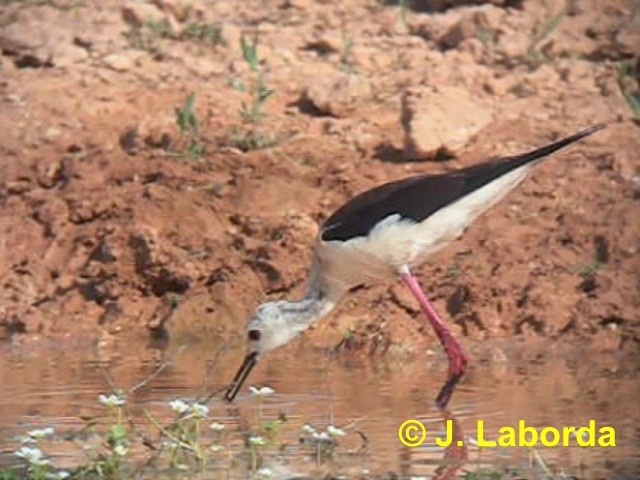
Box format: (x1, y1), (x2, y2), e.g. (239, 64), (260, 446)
(0, 0), (639, 355)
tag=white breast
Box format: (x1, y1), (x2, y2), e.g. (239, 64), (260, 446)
(316, 163), (533, 289)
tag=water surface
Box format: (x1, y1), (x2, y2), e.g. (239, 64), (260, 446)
(0, 334), (638, 479)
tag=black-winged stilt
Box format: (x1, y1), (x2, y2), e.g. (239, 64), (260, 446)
(225, 124), (604, 408)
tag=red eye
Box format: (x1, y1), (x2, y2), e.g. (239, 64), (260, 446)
(248, 330), (261, 341)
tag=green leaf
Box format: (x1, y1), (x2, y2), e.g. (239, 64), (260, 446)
(109, 424), (127, 443)
(0, 470), (19, 480)
(240, 35), (258, 71)
(258, 88), (275, 103)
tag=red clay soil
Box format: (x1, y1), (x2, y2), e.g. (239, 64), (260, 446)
(0, 0), (638, 356)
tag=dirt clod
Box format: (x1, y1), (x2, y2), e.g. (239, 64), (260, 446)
(401, 86), (494, 159)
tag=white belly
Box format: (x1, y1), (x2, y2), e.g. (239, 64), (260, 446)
(316, 163), (533, 289)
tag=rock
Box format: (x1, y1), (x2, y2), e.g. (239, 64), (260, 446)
(389, 284), (419, 314)
(151, 0), (191, 21)
(0, 17), (88, 67)
(248, 260), (287, 293)
(458, 37), (487, 63)
(484, 74), (514, 96)
(121, 2), (166, 28)
(103, 52), (140, 72)
(119, 127), (139, 154)
(446, 285), (470, 317)
(281, 0), (311, 9)
(524, 64), (560, 93)
(401, 86), (493, 159)
(304, 32), (342, 55)
(51, 43), (89, 67)
(6, 179), (31, 195)
(129, 229), (191, 296)
(439, 11), (491, 50)
(407, 11), (455, 42)
(136, 114), (174, 151)
(558, 60), (597, 92)
(497, 31), (529, 60)
(68, 198), (111, 224)
(43, 127), (62, 144)
(190, 56), (224, 77)
(615, 27), (640, 57)
(301, 71), (372, 117)
(35, 159), (64, 189)
(32, 197), (68, 237)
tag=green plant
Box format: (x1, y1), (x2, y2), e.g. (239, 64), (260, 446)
(162, 400), (210, 467)
(181, 22), (224, 46)
(125, 18), (171, 52)
(398, 0), (410, 29)
(174, 92), (204, 158)
(238, 36), (275, 124)
(339, 32), (355, 72)
(299, 423), (347, 467)
(526, 8), (565, 66)
(126, 17), (225, 52)
(230, 35), (277, 151)
(578, 261), (603, 278)
(462, 471), (504, 480)
(75, 393), (130, 479)
(617, 60), (640, 122)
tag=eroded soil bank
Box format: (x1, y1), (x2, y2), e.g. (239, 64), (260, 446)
(0, 0), (639, 358)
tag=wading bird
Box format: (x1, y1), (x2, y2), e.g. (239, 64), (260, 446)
(225, 125), (604, 408)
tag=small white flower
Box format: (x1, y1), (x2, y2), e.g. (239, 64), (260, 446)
(27, 427), (55, 439)
(46, 471), (70, 480)
(302, 423), (316, 434)
(98, 393), (126, 407)
(327, 425), (346, 437)
(249, 386), (275, 396)
(249, 436), (266, 446)
(210, 444), (225, 452)
(312, 431), (331, 442)
(256, 467), (274, 479)
(191, 403), (209, 417)
(210, 422), (226, 431)
(169, 399), (190, 414)
(15, 446), (50, 466)
(113, 444), (128, 456)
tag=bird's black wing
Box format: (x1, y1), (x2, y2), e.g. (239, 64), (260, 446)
(321, 125), (603, 242)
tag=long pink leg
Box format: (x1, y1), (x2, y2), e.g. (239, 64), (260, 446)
(400, 267), (468, 408)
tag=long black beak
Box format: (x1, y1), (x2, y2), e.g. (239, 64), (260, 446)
(224, 351), (259, 402)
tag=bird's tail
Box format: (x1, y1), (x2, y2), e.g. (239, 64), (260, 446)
(510, 123), (605, 167)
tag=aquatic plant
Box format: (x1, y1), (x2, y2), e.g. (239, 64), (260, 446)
(0, 375), (354, 479)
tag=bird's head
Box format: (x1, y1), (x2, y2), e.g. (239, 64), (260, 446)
(224, 301), (302, 402)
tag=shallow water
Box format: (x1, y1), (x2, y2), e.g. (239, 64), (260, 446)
(0, 334), (638, 479)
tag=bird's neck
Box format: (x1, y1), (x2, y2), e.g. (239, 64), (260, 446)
(284, 261), (341, 334)
(287, 282), (336, 333)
